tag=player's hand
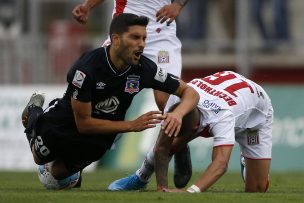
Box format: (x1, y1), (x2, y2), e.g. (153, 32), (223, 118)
(131, 111), (164, 132)
(72, 4), (90, 24)
(161, 112), (182, 137)
(160, 188), (186, 193)
(156, 2), (182, 25)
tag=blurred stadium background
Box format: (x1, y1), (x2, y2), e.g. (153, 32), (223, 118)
(0, 0), (303, 173)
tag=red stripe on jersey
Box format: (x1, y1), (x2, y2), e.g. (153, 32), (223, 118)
(213, 144), (234, 148)
(114, 0), (128, 17)
(242, 155), (272, 160)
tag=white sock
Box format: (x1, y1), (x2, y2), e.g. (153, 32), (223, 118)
(135, 146), (172, 183)
(136, 147), (154, 182)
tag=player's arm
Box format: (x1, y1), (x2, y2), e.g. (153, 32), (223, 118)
(71, 98), (164, 134)
(162, 80), (199, 137)
(188, 145), (233, 193)
(72, 0), (105, 24)
(156, 0), (189, 25)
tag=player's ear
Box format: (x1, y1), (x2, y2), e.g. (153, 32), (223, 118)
(111, 33), (121, 48)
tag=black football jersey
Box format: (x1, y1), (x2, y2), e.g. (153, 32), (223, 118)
(57, 46), (179, 124)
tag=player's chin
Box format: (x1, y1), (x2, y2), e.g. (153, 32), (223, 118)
(129, 57), (140, 66)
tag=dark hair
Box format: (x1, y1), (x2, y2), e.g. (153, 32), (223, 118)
(109, 13), (149, 37)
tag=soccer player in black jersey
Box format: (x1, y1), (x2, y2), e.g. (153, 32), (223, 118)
(21, 13), (199, 189)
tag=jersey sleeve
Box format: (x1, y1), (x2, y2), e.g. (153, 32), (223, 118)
(210, 113), (236, 147)
(141, 60), (180, 94)
(67, 68), (92, 102)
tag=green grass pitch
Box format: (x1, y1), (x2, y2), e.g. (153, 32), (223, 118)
(0, 169), (303, 203)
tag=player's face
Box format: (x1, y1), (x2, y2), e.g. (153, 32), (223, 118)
(117, 25), (146, 66)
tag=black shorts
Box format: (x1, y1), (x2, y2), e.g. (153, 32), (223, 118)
(32, 110), (116, 173)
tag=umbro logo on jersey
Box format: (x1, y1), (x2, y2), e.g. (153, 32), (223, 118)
(96, 82), (106, 89)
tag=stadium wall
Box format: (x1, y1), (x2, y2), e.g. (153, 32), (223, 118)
(0, 80), (303, 171)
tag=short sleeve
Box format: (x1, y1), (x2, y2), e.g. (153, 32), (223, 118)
(211, 114), (236, 147)
(142, 62), (180, 94)
(68, 69), (92, 102)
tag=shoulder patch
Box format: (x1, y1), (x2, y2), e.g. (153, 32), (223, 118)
(72, 70), (86, 88)
(154, 67), (167, 83)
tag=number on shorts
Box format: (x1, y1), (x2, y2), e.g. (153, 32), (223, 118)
(35, 136), (51, 156)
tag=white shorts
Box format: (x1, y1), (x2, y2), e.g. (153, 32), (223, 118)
(143, 30), (182, 77)
(235, 105), (273, 159)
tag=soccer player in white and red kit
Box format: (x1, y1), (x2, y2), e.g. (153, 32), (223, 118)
(154, 71), (273, 193)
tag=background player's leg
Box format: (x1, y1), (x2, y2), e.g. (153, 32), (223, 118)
(153, 90), (193, 188)
(153, 90), (169, 111)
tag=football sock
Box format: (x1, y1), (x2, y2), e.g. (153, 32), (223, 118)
(136, 147), (154, 182)
(135, 146), (172, 182)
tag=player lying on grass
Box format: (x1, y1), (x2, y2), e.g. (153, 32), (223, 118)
(108, 71), (273, 193)
(21, 13), (199, 189)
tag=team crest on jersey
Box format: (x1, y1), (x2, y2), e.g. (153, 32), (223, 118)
(247, 130), (259, 145)
(157, 50), (169, 63)
(72, 70), (86, 88)
(125, 75), (140, 94)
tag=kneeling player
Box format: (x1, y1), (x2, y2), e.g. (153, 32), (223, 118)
(110, 71), (273, 193)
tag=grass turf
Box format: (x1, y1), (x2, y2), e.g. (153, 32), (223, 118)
(0, 169), (303, 203)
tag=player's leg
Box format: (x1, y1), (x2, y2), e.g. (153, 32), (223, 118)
(153, 90), (169, 112)
(153, 90), (192, 188)
(22, 92), (45, 149)
(237, 103), (273, 192)
(237, 128), (272, 192)
(27, 125), (81, 189)
(171, 106), (200, 188)
(154, 89), (193, 188)
(154, 106), (200, 189)
(244, 157), (270, 192)
(145, 30), (192, 188)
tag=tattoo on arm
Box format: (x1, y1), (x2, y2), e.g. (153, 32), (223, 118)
(173, 0), (189, 7)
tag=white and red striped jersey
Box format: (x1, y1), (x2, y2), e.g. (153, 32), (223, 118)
(181, 71), (272, 148)
(188, 71), (271, 128)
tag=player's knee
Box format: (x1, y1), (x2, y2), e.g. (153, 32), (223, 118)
(51, 170), (66, 180)
(245, 181), (269, 193)
(50, 161), (72, 180)
(154, 142), (166, 154)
